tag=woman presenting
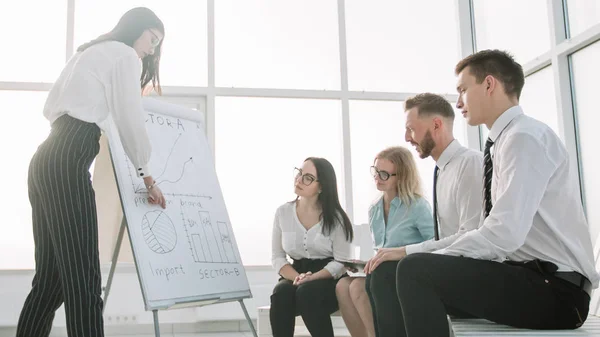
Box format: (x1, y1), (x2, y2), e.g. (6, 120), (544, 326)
(17, 7), (167, 337)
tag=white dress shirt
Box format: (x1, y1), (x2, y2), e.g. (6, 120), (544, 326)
(406, 140), (483, 255)
(43, 41), (151, 177)
(271, 201), (353, 279)
(438, 106), (599, 287)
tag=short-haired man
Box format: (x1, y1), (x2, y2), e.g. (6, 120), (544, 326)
(383, 49), (599, 337)
(364, 93), (483, 335)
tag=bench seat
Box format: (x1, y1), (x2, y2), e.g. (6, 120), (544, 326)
(258, 305), (600, 336)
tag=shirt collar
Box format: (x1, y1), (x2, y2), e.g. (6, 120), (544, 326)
(488, 105), (523, 142)
(378, 196), (401, 208)
(436, 139), (463, 170)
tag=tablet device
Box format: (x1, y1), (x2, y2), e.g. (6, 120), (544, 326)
(337, 259), (368, 273)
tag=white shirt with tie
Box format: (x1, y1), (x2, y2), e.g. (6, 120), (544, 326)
(437, 106), (599, 288)
(406, 140), (483, 255)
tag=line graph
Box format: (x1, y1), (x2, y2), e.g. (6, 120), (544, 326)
(133, 156), (194, 192)
(155, 133), (183, 179)
(128, 132), (203, 197)
(134, 158), (195, 193)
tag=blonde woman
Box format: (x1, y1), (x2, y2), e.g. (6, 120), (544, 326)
(335, 146), (433, 337)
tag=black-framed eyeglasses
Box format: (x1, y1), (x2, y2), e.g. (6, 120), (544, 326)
(294, 167), (318, 186)
(370, 166), (396, 181)
(148, 29), (161, 47)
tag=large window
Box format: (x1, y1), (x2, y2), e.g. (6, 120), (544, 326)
(480, 67), (559, 143)
(0, 92), (51, 269)
(75, 0), (208, 86)
(349, 100), (468, 226)
(0, 0), (66, 82)
(215, 0), (340, 90)
(571, 41), (600, 246)
(4, 1), (597, 271)
(344, 0), (460, 93)
(215, 97), (344, 265)
(473, 0), (551, 64)
(566, 0), (600, 37)
(519, 67), (559, 136)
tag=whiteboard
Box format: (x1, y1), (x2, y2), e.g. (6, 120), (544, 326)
(105, 97), (251, 310)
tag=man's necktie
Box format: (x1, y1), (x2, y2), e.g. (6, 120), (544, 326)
(483, 137), (494, 218)
(432, 165), (440, 240)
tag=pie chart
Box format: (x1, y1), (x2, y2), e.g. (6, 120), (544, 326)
(142, 211), (177, 254)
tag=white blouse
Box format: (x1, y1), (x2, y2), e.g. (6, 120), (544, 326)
(271, 201), (353, 279)
(43, 41), (151, 177)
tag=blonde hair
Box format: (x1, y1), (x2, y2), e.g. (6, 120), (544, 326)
(375, 146), (423, 205)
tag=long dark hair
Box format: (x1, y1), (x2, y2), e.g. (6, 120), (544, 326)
(299, 157), (354, 242)
(77, 7), (164, 94)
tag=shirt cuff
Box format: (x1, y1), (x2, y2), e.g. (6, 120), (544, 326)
(273, 259), (290, 275)
(405, 242), (425, 255)
(136, 164), (151, 178)
(432, 248), (447, 255)
(324, 261), (345, 279)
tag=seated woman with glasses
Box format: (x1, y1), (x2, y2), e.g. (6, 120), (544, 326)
(270, 157), (354, 337)
(335, 146), (433, 337)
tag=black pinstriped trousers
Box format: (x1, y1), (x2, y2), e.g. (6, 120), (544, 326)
(17, 114), (104, 337)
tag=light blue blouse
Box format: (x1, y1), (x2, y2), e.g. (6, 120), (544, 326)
(369, 196), (434, 249)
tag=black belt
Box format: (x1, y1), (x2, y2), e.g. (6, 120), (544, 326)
(554, 271), (592, 297)
(504, 260), (592, 297)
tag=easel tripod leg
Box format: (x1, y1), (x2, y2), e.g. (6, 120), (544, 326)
(239, 299), (258, 337)
(153, 310), (161, 337)
(102, 218), (126, 313)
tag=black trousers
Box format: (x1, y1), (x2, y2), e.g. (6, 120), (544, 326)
(365, 261), (399, 337)
(368, 253), (590, 337)
(270, 258), (343, 337)
(17, 115), (103, 337)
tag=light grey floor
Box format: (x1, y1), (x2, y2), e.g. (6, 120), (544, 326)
(46, 329), (351, 337)
(108, 333), (252, 337)
(0, 326), (351, 337)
